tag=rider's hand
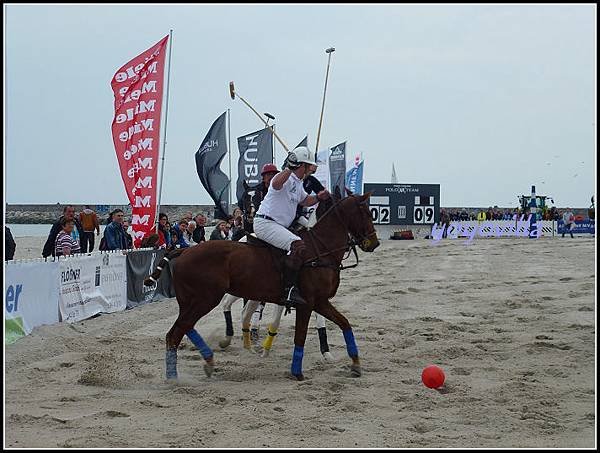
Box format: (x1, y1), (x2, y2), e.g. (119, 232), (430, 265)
(285, 152), (300, 170)
(317, 190), (331, 201)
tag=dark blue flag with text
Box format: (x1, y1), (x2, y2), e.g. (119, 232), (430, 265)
(195, 112), (230, 219)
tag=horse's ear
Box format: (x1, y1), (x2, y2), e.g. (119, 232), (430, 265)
(359, 192), (372, 203)
(334, 186), (342, 201)
(345, 187), (354, 196)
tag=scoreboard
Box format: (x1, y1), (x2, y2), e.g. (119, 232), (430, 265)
(363, 183), (440, 225)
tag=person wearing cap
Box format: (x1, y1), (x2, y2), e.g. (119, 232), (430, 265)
(253, 146), (331, 308)
(241, 163), (280, 234)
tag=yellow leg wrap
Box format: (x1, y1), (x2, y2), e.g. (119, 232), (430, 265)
(242, 329), (251, 349)
(261, 325), (278, 351)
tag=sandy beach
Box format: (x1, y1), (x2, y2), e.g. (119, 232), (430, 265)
(4, 234), (596, 448)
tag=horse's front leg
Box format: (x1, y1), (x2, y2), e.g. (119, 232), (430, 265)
(261, 303), (285, 357)
(290, 305), (312, 381)
(314, 300), (361, 377)
(219, 294), (240, 349)
(241, 300), (260, 350)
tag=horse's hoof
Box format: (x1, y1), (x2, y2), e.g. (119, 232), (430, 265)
(322, 351), (335, 362)
(350, 364), (362, 377)
(252, 345), (263, 354)
(204, 363), (214, 377)
(293, 374), (305, 381)
(219, 337), (232, 349)
(261, 349), (271, 358)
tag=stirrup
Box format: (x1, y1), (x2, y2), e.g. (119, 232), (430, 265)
(282, 286), (306, 314)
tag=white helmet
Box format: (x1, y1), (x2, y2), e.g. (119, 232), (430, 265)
(290, 146), (317, 166)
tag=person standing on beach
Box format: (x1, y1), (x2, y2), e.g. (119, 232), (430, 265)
(55, 218), (81, 257)
(5, 226), (16, 260)
(562, 208), (575, 238)
(42, 205), (85, 258)
(78, 205), (100, 253)
(103, 209), (129, 250)
(156, 213), (172, 249)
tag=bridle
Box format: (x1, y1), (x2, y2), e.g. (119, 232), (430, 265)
(303, 195), (378, 271)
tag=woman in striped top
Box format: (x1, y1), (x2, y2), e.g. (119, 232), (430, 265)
(55, 218), (81, 257)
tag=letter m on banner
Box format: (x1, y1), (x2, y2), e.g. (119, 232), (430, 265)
(110, 35), (169, 247)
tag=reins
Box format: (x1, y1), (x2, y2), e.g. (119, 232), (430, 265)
(302, 197), (362, 271)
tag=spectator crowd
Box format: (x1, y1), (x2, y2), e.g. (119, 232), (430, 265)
(2, 202), (588, 262)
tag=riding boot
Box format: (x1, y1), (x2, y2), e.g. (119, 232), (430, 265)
(282, 240), (307, 311)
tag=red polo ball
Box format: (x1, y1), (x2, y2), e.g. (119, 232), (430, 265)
(422, 365), (445, 389)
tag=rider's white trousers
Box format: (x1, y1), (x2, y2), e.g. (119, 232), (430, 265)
(253, 217), (301, 251)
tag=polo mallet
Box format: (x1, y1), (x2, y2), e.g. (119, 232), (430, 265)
(264, 112), (275, 126)
(315, 47), (335, 151)
(229, 82), (289, 152)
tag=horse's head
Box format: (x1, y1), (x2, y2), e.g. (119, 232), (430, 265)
(317, 188), (380, 252)
(342, 191), (380, 252)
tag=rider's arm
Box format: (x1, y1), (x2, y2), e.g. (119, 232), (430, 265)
(301, 195), (319, 207)
(271, 169), (293, 191)
(300, 190), (331, 207)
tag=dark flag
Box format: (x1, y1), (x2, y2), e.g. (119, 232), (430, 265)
(329, 141), (347, 198)
(294, 135), (308, 149)
(236, 127), (273, 206)
(195, 112), (230, 219)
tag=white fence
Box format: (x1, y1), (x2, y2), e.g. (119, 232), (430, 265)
(4, 249), (151, 344)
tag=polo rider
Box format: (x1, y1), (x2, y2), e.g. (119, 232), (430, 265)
(253, 147), (330, 308)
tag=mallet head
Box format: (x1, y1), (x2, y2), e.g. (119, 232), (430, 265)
(326, 47), (335, 53)
(229, 81), (235, 100)
(264, 112), (275, 120)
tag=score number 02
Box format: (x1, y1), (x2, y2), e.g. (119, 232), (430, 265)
(370, 205), (390, 224)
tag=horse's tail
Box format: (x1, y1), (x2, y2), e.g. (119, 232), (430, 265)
(143, 248), (185, 286)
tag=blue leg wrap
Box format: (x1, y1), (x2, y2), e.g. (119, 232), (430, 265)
(343, 329), (359, 358)
(291, 345), (304, 376)
(186, 329), (214, 360)
(166, 348), (178, 379)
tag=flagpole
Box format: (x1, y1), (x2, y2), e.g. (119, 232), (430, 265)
(155, 29), (173, 233)
(227, 108), (232, 208)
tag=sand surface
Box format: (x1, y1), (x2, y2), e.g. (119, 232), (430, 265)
(4, 235), (596, 448)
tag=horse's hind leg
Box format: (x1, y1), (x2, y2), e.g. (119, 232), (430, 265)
(166, 295), (223, 379)
(314, 300), (361, 377)
(165, 321), (187, 380)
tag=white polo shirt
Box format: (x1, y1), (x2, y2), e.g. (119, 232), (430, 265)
(256, 172), (308, 227)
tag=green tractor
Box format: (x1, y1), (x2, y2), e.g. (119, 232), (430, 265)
(518, 193), (554, 220)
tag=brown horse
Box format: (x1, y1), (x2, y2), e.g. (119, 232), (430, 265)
(145, 191), (379, 381)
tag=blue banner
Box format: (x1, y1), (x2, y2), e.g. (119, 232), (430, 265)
(557, 219), (595, 234)
(345, 160), (363, 195)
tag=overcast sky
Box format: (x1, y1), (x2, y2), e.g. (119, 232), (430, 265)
(4, 4), (596, 207)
